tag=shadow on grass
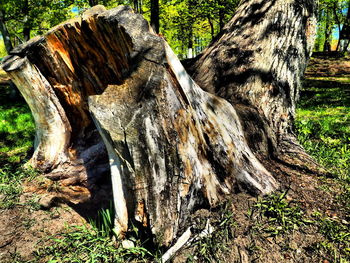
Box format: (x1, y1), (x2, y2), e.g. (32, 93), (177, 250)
(300, 78), (350, 108)
(297, 77), (350, 181)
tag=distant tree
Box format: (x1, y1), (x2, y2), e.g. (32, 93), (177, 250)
(159, 0), (240, 58)
(315, 0), (349, 51)
(150, 0), (159, 33)
(338, 0), (350, 50)
(0, 8), (13, 53)
(89, 0), (99, 6)
(0, 0), (75, 48)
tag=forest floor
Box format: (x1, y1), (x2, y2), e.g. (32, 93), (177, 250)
(0, 54), (349, 263)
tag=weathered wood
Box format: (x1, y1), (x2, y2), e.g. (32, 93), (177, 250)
(89, 33), (278, 241)
(1, 1), (320, 246)
(1, 5), (136, 199)
(3, 55), (71, 170)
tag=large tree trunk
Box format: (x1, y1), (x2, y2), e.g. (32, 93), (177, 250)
(2, 1), (321, 246)
(188, 0), (324, 176)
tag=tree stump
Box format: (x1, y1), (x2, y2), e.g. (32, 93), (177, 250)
(1, 1), (321, 245)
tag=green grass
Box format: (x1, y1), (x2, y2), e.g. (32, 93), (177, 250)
(0, 166), (37, 209)
(0, 41), (7, 58)
(294, 76), (350, 262)
(187, 202), (237, 262)
(0, 87), (35, 168)
(251, 192), (311, 236)
(33, 204), (154, 262)
(33, 224), (153, 263)
(0, 87), (36, 209)
(89, 202), (117, 238)
(307, 211), (350, 262)
(7, 224), (153, 263)
(297, 76), (350, 181)
(250, 192), (350, 262)
(296, 106), (350, 179)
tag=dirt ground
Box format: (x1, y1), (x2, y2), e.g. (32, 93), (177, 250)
(0, 54), (349, 262)
(305, 53), (350, 78)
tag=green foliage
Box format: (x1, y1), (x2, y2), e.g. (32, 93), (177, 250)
(89, 202), (117, 237)
(0, 0), (241, 59)
(0, 41), (7, 57)
(0, 0), (75, 43)
(0, 0), (347, 56)
(156, 0), (239, 58)
(314, 0), (349, 51)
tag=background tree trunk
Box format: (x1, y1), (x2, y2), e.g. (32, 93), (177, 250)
(338, 1), (350, 51)
(0, 9), (21, 100)
(333, 2), (341, 52)
(22, 0), (31, 41)
(1, 0), (321, 245)
(323, 8), (331, 52)
(150, 0), (159, 33)
(0, 9), (13, 53)
(89, 0), (99, 7)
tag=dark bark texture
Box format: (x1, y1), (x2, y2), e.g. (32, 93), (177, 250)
(1, 0), (322, 245)
(188, 0), (325, 177)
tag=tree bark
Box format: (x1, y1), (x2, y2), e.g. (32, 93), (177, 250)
(1, 1), (322, 245)
(2, 5), (114, 202)
(2, 5), (278, 243)
(188, 0), (324, 176)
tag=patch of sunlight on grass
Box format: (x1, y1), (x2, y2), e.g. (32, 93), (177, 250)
(307, 76), (350, 84)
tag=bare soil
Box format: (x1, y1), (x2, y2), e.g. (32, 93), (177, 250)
(0, 177), (113, 262)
